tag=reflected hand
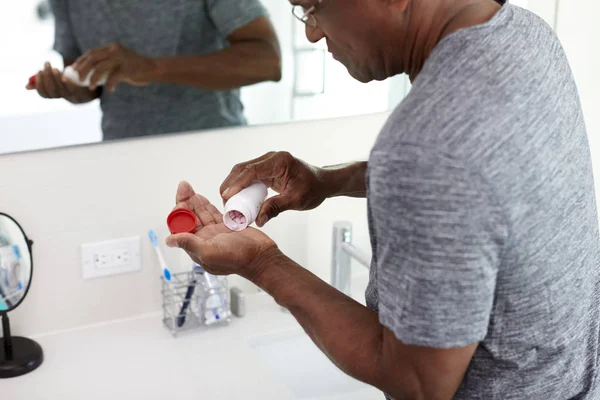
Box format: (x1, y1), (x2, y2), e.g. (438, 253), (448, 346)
(166, 181), (278, 278)
(26, 62), (93, 103)
(71, 42), (157, 92)
(220, 152), (327, 226)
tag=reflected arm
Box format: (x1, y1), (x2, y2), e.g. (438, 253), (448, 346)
(150, 17), (281, 90)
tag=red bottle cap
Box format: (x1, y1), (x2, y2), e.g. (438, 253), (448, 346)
(28, 75), (36, 86)
(167, 209), (197, 234)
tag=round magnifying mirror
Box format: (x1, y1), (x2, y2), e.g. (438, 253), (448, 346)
(0, 215), (32, 311)
(0, 213), (43, 378)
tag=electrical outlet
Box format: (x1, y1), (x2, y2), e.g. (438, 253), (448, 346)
(81, 236), (141, 279)
(94, 248), (130, 269)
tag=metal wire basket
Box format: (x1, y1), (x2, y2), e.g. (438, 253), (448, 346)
(161, 269), (231, 337)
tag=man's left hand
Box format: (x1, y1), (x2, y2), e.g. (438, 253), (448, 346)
(71, 42), (157, 92)
(165, 181), (279, 279)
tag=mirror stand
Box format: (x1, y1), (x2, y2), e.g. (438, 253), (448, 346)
(0, 313), (43, 378)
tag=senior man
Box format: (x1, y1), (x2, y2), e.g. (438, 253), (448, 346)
(167, 0), (600, 398)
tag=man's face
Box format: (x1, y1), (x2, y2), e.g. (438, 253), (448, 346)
(293, 0), (388, 83)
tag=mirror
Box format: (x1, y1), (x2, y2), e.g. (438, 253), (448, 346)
(0, 214), (32, 312)
(0, 213), (43, 378)
(0, 0), (409, 155)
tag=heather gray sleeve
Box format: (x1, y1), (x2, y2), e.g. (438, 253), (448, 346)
(206, 0), (268, 38)
(369, 143), (508, 348)
(49, 0), (81, 60)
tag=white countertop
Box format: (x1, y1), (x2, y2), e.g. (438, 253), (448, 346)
(4, 294), (305, 400)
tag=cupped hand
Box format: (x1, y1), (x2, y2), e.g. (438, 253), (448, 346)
(166, 181), (279, 278)
(26, 62), (87, 100)
(71, 42), (157, 92)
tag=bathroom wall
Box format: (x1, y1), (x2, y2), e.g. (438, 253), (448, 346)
(1, 112), (387, 336)
(555, 0), (600, 215)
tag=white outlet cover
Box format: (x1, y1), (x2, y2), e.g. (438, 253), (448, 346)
(81, 236), (141, 279)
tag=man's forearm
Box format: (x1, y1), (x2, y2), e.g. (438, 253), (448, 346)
(247, 250), (420, 398)
(150, 40), (281, 90)
(319, 161), (368, 198)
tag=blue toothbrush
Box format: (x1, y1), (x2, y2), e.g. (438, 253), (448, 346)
(148, 230), (172, 281)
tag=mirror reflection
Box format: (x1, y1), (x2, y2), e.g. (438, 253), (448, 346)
(0, 0), (408, 155)
(0, 215), (32, 312)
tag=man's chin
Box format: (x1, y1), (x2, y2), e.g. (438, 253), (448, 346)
(334, 58), (373, 83)
(347, 68), (373, 83)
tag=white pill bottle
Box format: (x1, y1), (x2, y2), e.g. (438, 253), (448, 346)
(63, 66), (108, 87)
(223, 181), (268, 231)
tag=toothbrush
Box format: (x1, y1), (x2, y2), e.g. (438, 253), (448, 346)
(148, 230), (172, 281)
(177, 265), (202, 327)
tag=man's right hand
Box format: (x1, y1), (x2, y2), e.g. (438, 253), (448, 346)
(26, 62), (99, 104)
(220, 152), (330, 227)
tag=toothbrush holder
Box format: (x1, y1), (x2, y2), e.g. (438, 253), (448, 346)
(161, 270), (231, 337)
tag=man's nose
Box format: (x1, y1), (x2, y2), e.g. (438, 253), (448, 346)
(305, 25), (325, 43)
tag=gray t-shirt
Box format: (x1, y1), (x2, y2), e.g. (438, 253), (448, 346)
(49, 0), (267, 140)
(366, 4), (600, 399)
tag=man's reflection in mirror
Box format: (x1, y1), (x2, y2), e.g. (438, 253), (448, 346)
(26, 0), (281, 140)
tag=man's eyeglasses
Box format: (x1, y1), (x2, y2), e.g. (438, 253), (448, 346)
(292, 0), (323, 28)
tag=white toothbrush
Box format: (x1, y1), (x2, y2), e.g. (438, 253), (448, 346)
(148, 230), (172, 281)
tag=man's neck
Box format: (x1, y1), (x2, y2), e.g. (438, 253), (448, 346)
(405, 0), (502, 82)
